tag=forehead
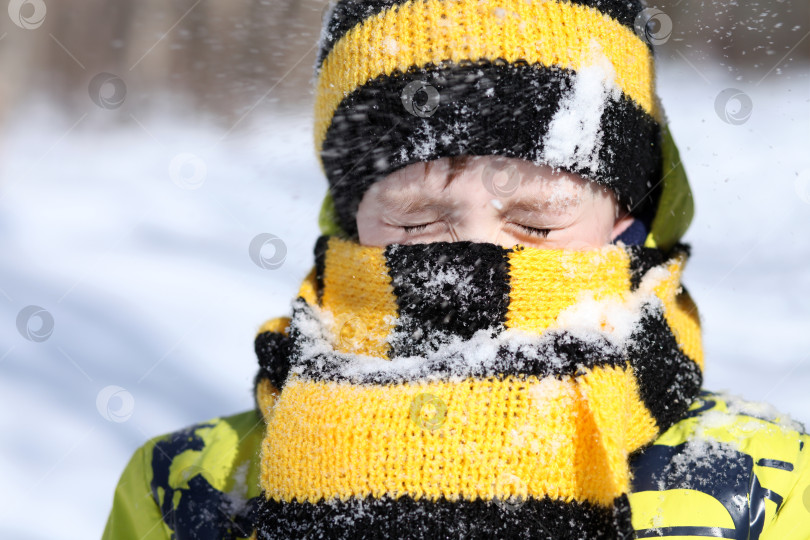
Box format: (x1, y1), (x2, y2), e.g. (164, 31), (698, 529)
(373, 156), (599, 202)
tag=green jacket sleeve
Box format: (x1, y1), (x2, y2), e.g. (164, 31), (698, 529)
(101, 440), (171, 540)
(762, 432), (810, 540)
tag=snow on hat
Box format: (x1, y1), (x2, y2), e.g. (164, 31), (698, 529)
(313, 0), (694, 250)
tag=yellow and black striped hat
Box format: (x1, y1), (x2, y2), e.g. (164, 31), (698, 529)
(313, 0), (693, 247)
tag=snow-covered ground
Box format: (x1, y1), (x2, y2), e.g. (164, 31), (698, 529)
(0, 62), (808, 539)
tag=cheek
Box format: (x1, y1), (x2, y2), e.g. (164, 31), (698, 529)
(355, 200), (387, 246)
(554, 204), (616, 249)
(583, 204), (617, 244)
(357, 218), (398, 247)
(356, 204), (414, 247)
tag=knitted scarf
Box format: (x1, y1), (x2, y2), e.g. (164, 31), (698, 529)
(252, 235), (704, 539)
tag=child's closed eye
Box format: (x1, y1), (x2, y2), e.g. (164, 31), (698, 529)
(511, 223), (551, 238)
(402, 222), (436, 234)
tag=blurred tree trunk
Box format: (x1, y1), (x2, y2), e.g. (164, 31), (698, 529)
(105, 0), (135, 67)
(0, 0), (806, 126)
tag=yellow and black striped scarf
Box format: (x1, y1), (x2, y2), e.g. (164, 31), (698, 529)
(252, 236), (703, 539)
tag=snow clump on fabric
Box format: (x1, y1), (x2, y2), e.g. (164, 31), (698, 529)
(542, 39), (622, 174)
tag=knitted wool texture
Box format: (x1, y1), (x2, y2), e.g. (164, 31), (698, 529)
(251, 236), (704, 539)
(314, 0), (667, 238)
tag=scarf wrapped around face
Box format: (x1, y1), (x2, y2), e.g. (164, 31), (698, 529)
(251, 235), (703, 539)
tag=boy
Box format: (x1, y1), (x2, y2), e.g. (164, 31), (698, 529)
(103, 1), (810, 538)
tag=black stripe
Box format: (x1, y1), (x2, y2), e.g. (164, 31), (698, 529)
(762, 489), (784, 507)
(625, 305), (702, 432)
(625, 245), (665, 290)
(320, 60), (660, 236)
(316, 0), (647, 71)
(314, 235), (330, 305)
(756, 458), (794, 472)
(255, 330), (292, 391)
(384, 241), (511, 358)
(289, 312), (626, 384)
(255, 493), (633, 540)
(679, 395), (718, 420)
(635, 527), (738, 538)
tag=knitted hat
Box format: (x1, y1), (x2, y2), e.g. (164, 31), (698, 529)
(313, 0), (694, 250)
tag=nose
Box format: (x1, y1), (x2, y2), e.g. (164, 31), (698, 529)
(447, 219), (509, 247)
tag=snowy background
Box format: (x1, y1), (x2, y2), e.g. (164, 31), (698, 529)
(1, 2), (810, 539)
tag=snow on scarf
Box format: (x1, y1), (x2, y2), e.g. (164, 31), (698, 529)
(251, 235), (703, 539)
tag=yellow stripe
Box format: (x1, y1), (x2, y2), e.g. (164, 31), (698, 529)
(314, 0), (657, 153)
(651, 254), (704, 370)
(624, 369), (660, 448)
(316, 241), (686, 353)
(576, 365), (659, 494)
(256, 377), (279, 424)
(260, 369), (643, 506)
(321, 238), (398, 358)
(256, 316), (291, 338)
(297, 267), (318, 306)
(506, 246), (632, 333)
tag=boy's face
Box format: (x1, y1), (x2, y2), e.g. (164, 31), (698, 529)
(356, 156), (633, 249)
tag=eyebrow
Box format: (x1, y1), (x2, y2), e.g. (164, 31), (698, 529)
(380, 193), (452, 215)
(378, 191), (580, 215)
(501, 195), (580, 214)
